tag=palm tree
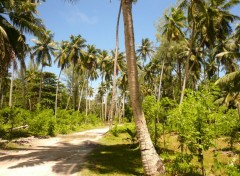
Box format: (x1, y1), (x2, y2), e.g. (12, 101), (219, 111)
(66, 35), (86, 110)
(215, 71), (240, 116)
(136, 38), (155, 67)
(122, 0), (165, 175)
(54, 41), (70, 116)
(0, 0), (46, 107)
(83, 44), (99, 115)
(31, 30), (56, 104)
(0, 0), (45, 76)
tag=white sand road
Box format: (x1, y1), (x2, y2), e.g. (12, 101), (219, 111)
(0, 127), (109, 176)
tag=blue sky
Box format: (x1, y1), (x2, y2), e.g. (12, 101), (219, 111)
(29, 0), (240, 89)
(28, 0), (178, 88)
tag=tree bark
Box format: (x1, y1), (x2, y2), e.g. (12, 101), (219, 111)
(179, 11), (196, 104)
(77, 79), (85, 112)
(20, 60), (27, 109)
(105, 93), (108, 124)
(55, 69), (62, 117)
(38, 65), (44, 104)
(122, 1), (165, 175)
(109, 0), (122, 129)
(9, 63), (14, 107)
(157, 60), (164, 101)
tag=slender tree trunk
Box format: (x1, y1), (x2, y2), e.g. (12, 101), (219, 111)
(109, 0), (122, 129)
(85, 79), (88, 116)
(102, 96), (104, 122)
(77, 79), (85, 112)
(180, 16), (196, 104)
(178, 59), (182, 92)
(122, 92), (125, 119)
(55, 69), (62, 117)
(122, 1), (165, 175)
(65, 96), (71, 110)
(1, 92), (3, 108)
(38, 65), (44, 104)
(29, 99), (32, 111)
(9, 64), (14, 107)
(72, 64), (76, 110)
(0, 79), (2, 109)
(105, 93), (108, 124)
(237, 103), (240, 117)
(20, 61), (27, 109)
(157, 60), (165, 101)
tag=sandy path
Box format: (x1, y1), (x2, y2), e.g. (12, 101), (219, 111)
(0, 127), (109, 176)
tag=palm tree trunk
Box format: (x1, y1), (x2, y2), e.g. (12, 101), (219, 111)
(122, 92), (125, 119)
(38, 65), (44, 104)
(122, 1), (165, 175)
(102, 96), (104, 122)
(72, 64), (76, 110)
(9, 63), (14, 107)
(55, 69), (62, 117)
(85, 79), (88, 116)
(0, 78), (2, 109)
(105, 93), (108, 124)
(180, 14), (196, 104)
(109, 0), (122, 129)
(237, 103), (240, 117)
(20, 61), (27, 109)
(77, 79), (85, 112)
(157, 60), (164, 101)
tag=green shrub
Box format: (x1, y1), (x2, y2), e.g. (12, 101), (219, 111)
(28, 109), (54, 136)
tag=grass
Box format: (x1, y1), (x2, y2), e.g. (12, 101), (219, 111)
(80, 124), (240, 176)
(79, 124), (143, 176)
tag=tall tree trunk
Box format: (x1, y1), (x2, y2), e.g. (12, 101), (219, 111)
(72, 64), (76, 110)
(20, 60), (27, 109)
(122, 1), (165, 175)
(122, 92), (125, 119)
(77, 79), (85, 112)
(105, 93), (108, 124)
(9, 63), (14, 107)
(179, 14), (196, 104)
(85, 79), (88, 116)
(102, 96), (104, 122)
(55, 69), (62, 117)
(0, 79), (2, 109)
(109, 0), (122, 129)
(38, 65), (44, 104)
(237, 103), (240, 117)
(157, 60), (165, 101)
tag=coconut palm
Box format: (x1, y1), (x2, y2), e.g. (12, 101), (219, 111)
(66, 35), (86, 110)
(0, 0), (45, 77)
(136, 38), (155, 66)
(31, 30), (56, 104)
(83, 45), (99, 115)
(54, 41), (70, 116)
(122, 0), (165, 174)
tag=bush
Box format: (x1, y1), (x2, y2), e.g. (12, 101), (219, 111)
(28, 109), (54, 136)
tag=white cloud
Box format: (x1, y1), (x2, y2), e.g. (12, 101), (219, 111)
(65, 11), (97, 25)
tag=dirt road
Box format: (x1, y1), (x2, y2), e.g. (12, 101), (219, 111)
(0, 127), (109, 176)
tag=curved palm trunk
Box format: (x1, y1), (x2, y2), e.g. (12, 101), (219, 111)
(9, 63), (14, 107)
(109, 0), (122, 129)
(55, 69), (62, 117)
(122, 1), (165, 175)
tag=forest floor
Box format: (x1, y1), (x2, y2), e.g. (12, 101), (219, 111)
(0, 127), (109, 176)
